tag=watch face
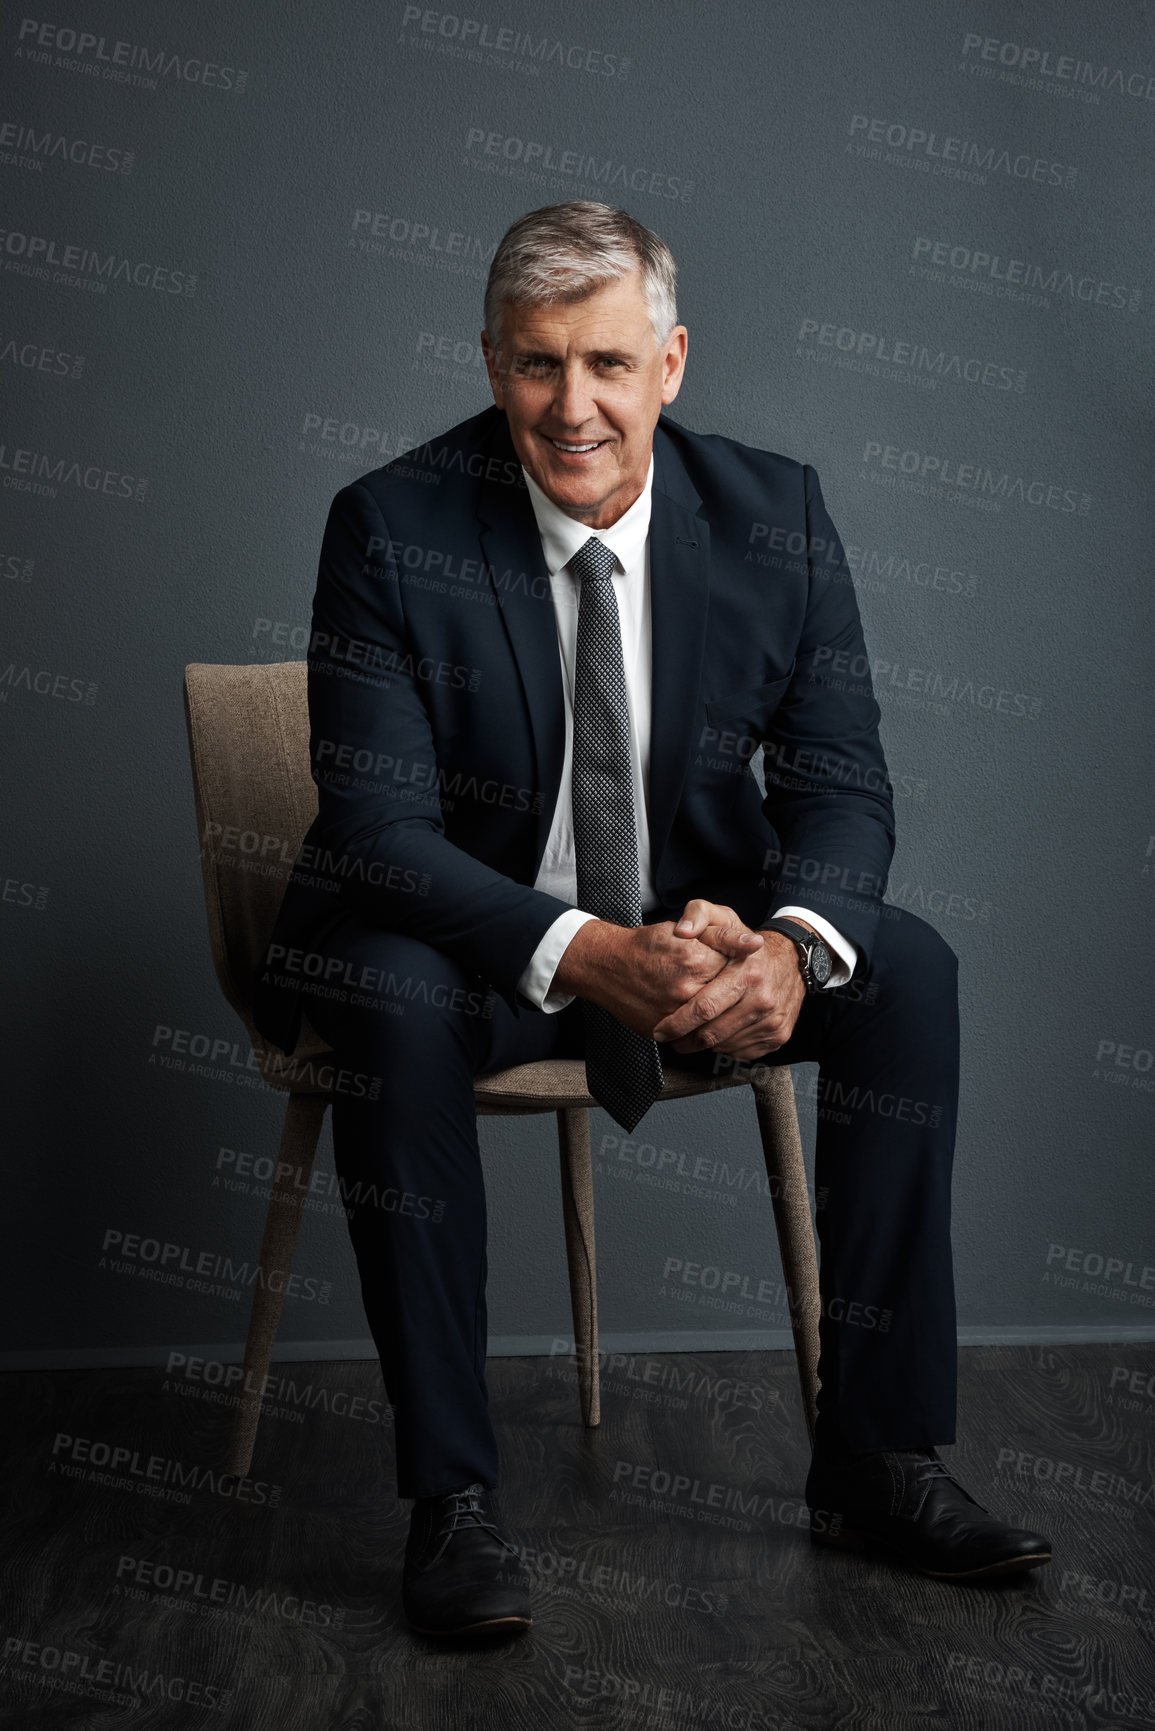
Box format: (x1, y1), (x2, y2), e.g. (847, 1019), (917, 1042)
(809, 942), (833, 987)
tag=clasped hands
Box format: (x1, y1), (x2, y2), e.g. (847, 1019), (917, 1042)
(553, 899), (809, 1062)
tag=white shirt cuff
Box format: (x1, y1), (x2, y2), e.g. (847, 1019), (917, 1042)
(772, 906), (858, 987)
(516, 909), (599, 1012)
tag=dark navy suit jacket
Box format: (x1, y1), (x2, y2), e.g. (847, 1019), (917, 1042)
(253, 405), (895, 1055)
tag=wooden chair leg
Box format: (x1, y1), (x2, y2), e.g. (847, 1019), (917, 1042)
(556, 1105), (600, 1427)
(227, 1091), (329, 1476)
(749, 1066), (821, 1449)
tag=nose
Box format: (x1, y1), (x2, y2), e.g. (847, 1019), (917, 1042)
(554, 363), (597, 430)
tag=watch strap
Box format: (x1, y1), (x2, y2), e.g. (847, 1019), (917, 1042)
(762, 918), (831, 992)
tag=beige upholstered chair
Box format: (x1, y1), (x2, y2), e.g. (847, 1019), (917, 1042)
(182, 662), (821, 1478)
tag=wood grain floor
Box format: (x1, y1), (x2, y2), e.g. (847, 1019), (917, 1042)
(0, 1342), (1152, 1729)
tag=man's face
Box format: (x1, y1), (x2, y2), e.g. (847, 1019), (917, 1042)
(481, 271), (688, 529)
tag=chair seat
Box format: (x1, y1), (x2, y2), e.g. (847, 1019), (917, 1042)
(474, 1057), (751, 1114)
(259, 1047), (756, 1111)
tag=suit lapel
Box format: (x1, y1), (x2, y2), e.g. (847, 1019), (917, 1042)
(648, 424), (710, 883)
(476, 429), (564, 872)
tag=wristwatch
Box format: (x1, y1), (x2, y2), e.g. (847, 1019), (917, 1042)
(762, 917), (834, 993)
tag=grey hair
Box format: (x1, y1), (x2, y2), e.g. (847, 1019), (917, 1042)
(483, 201), (678, 354)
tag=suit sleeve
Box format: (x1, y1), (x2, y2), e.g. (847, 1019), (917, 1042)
(302, 480), (575, 1010)
(757, 465), (895, 968)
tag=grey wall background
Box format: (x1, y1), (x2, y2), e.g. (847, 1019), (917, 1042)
(3, 0), (1152, 1371)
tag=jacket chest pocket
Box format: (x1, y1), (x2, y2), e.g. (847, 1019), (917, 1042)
(704, 662), (794, 730)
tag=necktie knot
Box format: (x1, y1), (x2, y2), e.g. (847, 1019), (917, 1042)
(568, 536), (617, 585)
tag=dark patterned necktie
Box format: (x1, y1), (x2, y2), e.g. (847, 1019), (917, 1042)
(570, 534), (663, 1133)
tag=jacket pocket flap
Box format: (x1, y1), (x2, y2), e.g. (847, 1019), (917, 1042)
(705, 664), (795, 725)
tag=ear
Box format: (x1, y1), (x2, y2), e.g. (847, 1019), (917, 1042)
(660, 325), (689, 405)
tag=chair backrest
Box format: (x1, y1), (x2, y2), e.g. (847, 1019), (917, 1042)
(183, 661), (324, 1055)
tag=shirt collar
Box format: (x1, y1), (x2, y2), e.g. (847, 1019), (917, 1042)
(521, 455), (655, 577)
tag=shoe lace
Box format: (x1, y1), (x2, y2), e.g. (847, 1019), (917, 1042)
(913, 1456), (958, 1486)
(428, 1484), (517, 1568)
(911, 1452), (983, 1510)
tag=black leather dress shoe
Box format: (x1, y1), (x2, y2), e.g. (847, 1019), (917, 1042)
(806, 1447), (1052, 1582)
(402, 1483), (532, 1637)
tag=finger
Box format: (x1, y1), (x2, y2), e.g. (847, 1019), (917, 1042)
(673, 1003), (793, 1056)
(657, 960), (802, 1052)
(728, 1010), (801, 1059)
(672, 898), (714, 937)
(673, 900), (762, 956)
(694, 975), (806, 1058)
(668, 993), (772, 1050)
(652, 967), (748, 1042)
(696, 919), (763, 959)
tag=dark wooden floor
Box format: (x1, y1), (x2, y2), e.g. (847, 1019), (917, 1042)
(0, 1342), (1152, 1730)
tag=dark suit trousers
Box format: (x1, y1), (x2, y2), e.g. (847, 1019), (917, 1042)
(303, 905), (959, 1499)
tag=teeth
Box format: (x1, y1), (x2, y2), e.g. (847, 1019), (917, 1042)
(551, 440), (601, 452)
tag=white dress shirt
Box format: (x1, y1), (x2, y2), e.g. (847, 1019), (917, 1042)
(514, 457), (858, 1011)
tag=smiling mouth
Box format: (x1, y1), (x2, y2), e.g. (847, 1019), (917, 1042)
(545, 437), (608, 455)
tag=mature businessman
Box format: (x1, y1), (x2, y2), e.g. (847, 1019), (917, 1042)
(254, 201), (1050, 1637)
